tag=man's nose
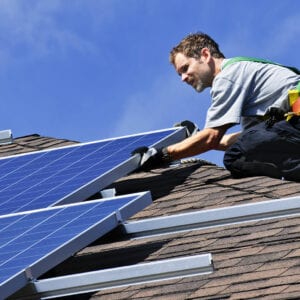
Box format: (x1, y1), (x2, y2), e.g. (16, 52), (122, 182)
(181, 73), (188, 82)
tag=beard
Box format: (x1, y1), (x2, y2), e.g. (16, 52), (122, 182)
(194, 81), (205, 93)
(192, 78), (208, 93)
(193, 71), (212, 93)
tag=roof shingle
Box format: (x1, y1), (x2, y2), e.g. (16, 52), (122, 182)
(4, 134), (300, 299)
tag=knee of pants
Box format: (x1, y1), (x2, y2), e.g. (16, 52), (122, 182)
(223, 143), (244, 170)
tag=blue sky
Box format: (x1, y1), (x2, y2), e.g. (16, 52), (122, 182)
(0, 0), (299, 166)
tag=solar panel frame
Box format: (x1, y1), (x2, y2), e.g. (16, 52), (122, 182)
(0, 127), (185, 214)
(0, 192), (152, 299)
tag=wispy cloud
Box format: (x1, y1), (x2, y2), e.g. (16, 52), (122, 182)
(112, 72), (209, 137)
(262, 13), (300, 60)
(0, 0), (99, 65)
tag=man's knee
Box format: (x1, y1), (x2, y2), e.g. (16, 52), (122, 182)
(223, 131), (282, 179)
(223, 120), (300, 180)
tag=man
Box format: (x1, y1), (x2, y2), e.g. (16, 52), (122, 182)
(133, 32), (300, 181)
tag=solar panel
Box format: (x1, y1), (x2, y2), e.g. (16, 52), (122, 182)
(0, 128), (185, 215)
(0, 192), (152, 299)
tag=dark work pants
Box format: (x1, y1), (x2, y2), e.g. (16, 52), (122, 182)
(223, 117), (300, 181)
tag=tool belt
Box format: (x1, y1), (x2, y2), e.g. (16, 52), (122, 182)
(263, 82), (300, 126)
(285, 81), (300, 121)
(262, 107), (285, 128)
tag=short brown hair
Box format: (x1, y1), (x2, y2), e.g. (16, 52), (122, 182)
(169, 32), (225, 65)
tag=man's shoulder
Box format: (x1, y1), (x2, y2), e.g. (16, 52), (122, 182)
(223, 56), (300, 75)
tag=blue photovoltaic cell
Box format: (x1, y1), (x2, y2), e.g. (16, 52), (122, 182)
(0, 128), (184, 215)
(0, 192), (151, 299)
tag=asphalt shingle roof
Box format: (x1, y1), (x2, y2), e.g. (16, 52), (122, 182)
(4, 134), (300, 300)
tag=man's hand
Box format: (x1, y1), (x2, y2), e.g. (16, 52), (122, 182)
(174, 120), (199, 137)
(131, 146), (172, 171)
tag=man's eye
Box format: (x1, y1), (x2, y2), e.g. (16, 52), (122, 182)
(181, 65), (188, 73)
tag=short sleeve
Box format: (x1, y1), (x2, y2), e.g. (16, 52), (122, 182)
(205, 76), (248, 128)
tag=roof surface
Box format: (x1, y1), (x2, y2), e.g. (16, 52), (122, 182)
(5, 134), (300, 300)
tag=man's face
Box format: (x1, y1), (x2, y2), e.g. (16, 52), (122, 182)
(174, 52), (213, 92)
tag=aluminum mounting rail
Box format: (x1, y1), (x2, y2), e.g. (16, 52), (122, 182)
(123, 196), (300, 238)
(11, 254), (213, 299)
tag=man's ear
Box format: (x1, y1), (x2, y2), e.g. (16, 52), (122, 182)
(200, 47), (211, 62)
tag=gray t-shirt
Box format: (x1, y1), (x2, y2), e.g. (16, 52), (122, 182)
(205, 59), (300, 129)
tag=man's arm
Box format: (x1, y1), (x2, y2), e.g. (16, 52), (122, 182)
(132, 124), (238, 171)
(167, 124), (231, 160)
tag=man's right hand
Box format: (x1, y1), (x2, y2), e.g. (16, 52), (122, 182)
(131, 146), (172, 171)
